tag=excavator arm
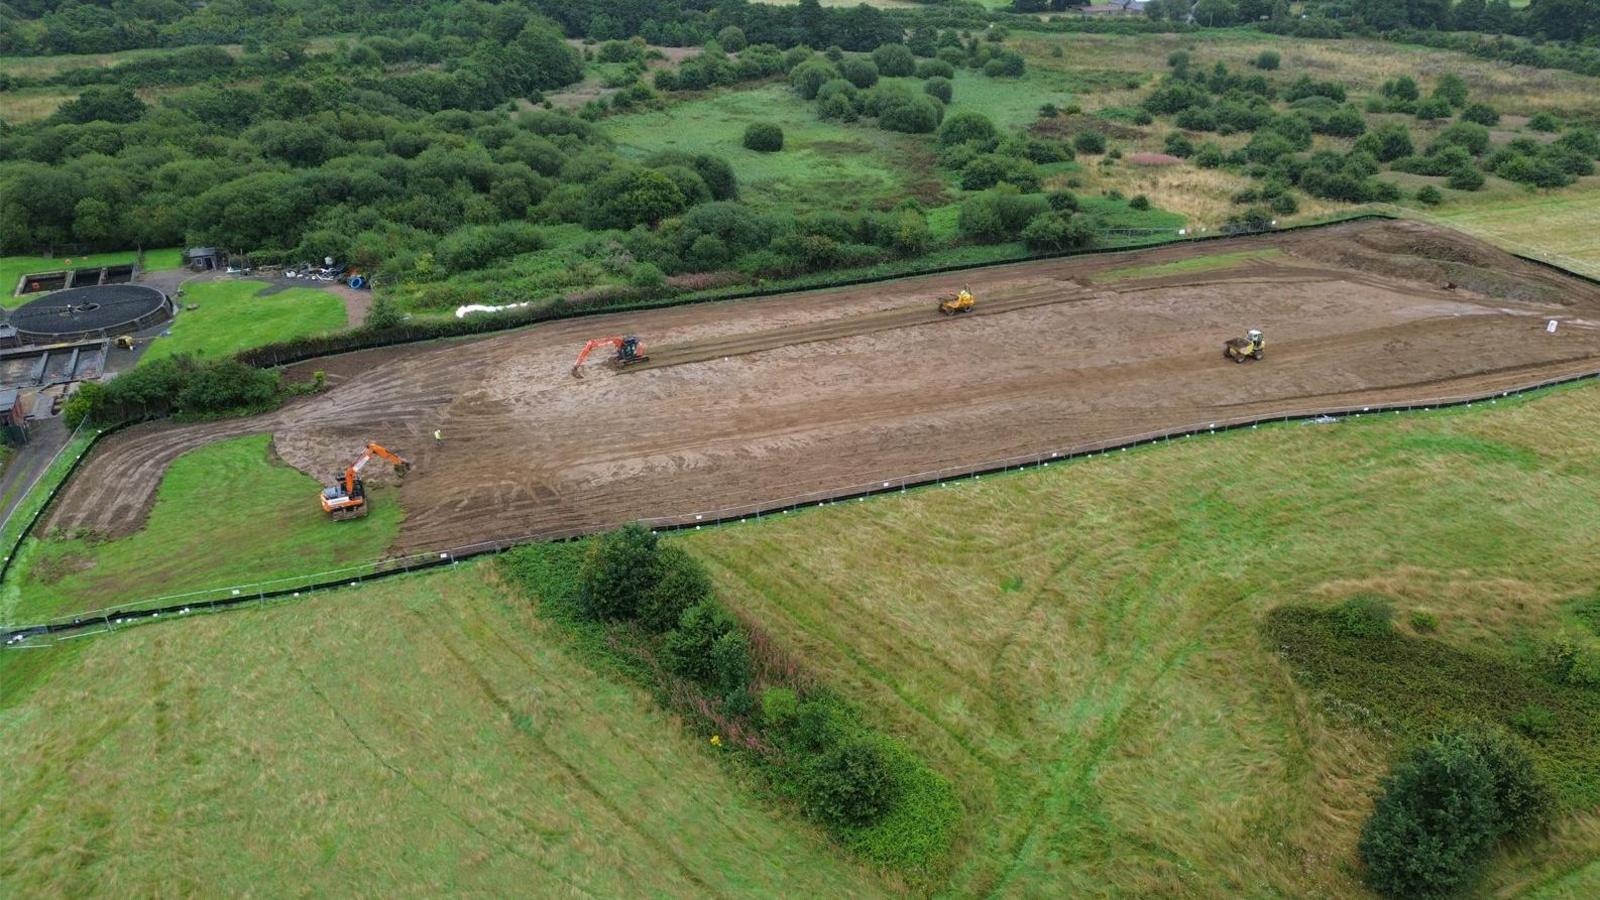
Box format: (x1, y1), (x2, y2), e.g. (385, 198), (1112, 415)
(572, 338), (621, 376)
(324, 442), (411, 518)
(571, 336), (647, 378)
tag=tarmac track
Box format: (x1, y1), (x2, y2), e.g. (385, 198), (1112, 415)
(41, 220), (1600, 571)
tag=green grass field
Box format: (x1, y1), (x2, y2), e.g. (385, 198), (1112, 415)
(606, 83), (944, 213)
(681, 382), (1600, 897)
(1, 247), (181, 309)
(4, 434), (399, 624)
(3, 383), (1596, 895)
(0, 565), (886, 897)
(144, 279), (347, 362)
(1412, 181), (1600, 279)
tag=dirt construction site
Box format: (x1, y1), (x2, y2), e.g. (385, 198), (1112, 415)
(42, 219), (1600, 558)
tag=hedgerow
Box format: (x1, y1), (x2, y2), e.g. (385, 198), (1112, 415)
(499, 531), (961, 874)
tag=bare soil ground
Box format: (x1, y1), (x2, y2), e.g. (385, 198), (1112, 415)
(43, 221), (1600, 560)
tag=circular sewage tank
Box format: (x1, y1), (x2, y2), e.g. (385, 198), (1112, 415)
(7, 284), (172, 345)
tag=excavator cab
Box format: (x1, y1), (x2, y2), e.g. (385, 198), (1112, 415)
(617, 336), (643, 362)
(321, 442), (409, 520)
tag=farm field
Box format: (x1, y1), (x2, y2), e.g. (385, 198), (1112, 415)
(4, 380), (1597, 896)
(4, 6), (1600, 896)
(19, 218), (1600, 619)
(681, 379), (1600, 896)
(1421, 184), (1600, 278)
(0, 565), (883, 897)
(5, 434), (400, 624)
(143, 279), (349, 363)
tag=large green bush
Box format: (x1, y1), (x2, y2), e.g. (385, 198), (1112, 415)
(742, 121), (784, 152)
(802, 738), (900, 828)
(639, 543), (713, 633)
(577, 523), (660, 621)
(840, 58), (879, 89)
(1359, 727), (1549, 898)
(664, 599), (738, 683)
(938, 110), (999, 149)
(871, 44), (914, 77)
(789, 59), (839, 99)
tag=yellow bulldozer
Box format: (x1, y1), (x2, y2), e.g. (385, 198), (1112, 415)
(939, 287), (975, 316)
(1224, 329), (1264, 363)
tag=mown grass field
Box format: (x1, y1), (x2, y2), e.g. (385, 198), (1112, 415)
(2, 382), (1595, 896)
(0, 565), (886, 897)
(681, 382), (1600, 897)
(1418, 183), (1600, 279)
(4, 434), (399, 624)
(143, 279), (347, 362)
(1, 247), (181, 309)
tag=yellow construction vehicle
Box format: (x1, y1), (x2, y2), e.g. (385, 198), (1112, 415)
(1223, 329), (1264, 363)
(939, 287), (975, 316)
(321, 442), (410, 520)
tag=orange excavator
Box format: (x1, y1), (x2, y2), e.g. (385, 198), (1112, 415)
(321, 442), (411, 521)
(571, 335), (647, 378)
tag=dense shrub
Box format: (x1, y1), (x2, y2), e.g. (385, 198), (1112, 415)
(435, 222), (545, 273)
(743, 121), (784, 152)
(637, 543), (713, 632)
(961, 154), (1040, 191)
(761, 686), (800, 729)
(1433, 73), (1469, 109)
(871, 44), (915, 77)
(802, 738), (899, 828)
(664, 600), (738, 683)
(1355, 123), (1415, 163)
(710, 629), (753, 694)
(1431, 121), (1491, 156)
(577, 523), (660, 622)
(789, 59), (839, 100)
(1461, 103), (1500, 126)
(1447, 167), (1486, 191)
(958, 188), (1049, 243)
(1527, 112), (1561, 133)
(65, 355), (280, 428)
(1253, 50), (1280, 71)
(840, 58), (879, 89)
(916, 59), (955, 80)
(1021, 211), (1094, 252)
(1164, 133), (1195, 157)
(1360, 727), (1550, 898)
(1413, 97), (1452, 121)
(879, 95), (943, 134)
(938, 111), (999, 149)
(1072, 130), (1107, 154)
(923, 76), (952, 104)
